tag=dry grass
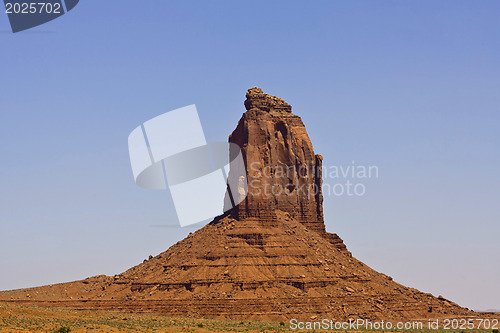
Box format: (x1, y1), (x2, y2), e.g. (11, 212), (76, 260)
(0, 302), (288, 333)
(1, 302), (499, 333)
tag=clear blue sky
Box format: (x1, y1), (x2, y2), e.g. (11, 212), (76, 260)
(1, 1), (499, 311)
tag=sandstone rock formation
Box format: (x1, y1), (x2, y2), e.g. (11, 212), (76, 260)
(227, 87), (347, 252)
(0, 88), (473, 322)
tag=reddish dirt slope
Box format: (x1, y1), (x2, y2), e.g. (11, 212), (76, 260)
(0, 211), (471, 321)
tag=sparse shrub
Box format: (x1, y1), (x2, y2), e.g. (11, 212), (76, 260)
(279, 321), (285, 326)
(53, 327), (71, 333)
(492, 329), (499, 333)
(197, 323), (204, 328)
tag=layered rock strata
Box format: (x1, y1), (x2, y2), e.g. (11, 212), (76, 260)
(227, 87), (347, 252)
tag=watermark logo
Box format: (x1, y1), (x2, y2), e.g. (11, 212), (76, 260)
(289, 318), (424, 331)
(247, 161), (379, 199)
(128, 105), (247, 227)
(3, 0), (79, 33)
(289, 318), (498, 330)
(321, 161), (379, 197)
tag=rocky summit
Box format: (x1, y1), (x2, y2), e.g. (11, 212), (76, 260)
(0, 88), (472, 321)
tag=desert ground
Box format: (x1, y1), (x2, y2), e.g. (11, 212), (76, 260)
(1, 302), (499, 333)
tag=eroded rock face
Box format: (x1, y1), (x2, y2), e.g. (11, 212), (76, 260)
(243, 87), (292, 113)
(228, 87), (347, 251)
